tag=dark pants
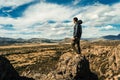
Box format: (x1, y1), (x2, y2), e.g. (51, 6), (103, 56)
(71, 38), (81, 54)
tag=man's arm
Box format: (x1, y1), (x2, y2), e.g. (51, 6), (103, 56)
(74, 24), (79, 38)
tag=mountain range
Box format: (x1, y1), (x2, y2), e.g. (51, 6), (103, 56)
(102, 34), (120, 40)
(0, 34), (119, 45)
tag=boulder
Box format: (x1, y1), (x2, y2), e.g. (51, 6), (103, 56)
(44, 53), (98, 80)
(0, 56), (35, 80)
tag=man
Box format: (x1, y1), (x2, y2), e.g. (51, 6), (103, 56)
(71, 17), (82, 54)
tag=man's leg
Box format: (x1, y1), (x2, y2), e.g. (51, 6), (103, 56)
(77, 39), (81, 54)
(71, 40), (77, 53)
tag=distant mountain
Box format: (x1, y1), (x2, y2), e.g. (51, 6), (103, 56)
(81, 34), (120, 41)
(0, 37), (27, 45)
(27, 38), (60, 43)
(0, 37), (62, 46)
(0, 34), (119, 45)
(102, 34), (120, 40)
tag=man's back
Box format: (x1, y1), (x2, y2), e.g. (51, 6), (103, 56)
(73, 20), (82, 39)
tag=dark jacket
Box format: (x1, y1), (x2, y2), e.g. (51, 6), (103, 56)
(73, 20), (82, 39)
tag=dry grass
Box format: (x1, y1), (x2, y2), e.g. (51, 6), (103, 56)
(0, 40), (120, 80)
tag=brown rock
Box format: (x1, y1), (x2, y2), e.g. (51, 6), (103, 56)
(44, 53), (98, 80)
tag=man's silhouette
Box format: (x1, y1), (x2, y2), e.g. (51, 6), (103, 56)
(71, 17), (82, 54)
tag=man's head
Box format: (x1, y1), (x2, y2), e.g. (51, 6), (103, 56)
(73, 17), (78, 24)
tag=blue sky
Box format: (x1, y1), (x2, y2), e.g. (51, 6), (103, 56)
(0, 0), (120, 39)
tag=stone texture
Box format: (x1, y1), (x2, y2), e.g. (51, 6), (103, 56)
(0, 56), (35, 80)
(44, 53), (98, 80)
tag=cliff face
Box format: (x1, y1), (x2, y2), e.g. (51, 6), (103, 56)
(0, 53), (98, 80)
(43, 53), (98, 80)
(43, 44), (120, 80)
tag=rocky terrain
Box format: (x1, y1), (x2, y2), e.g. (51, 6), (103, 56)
(0, 40), (120, 80)
(43, 53), (98, 80)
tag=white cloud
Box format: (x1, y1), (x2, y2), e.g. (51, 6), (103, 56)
(73, 0), (81, 5)
(74, 3), (120, 38)
(0, 2), (76, 39)
(101, 25), (114, 30)
(82, 27), (100, 38)
(76, 3), (120, 27)
(0, 0), (33, 8)
(24, 2), (77, 22)
(0, 2), (120, 39)
(33, 22), (73, 39)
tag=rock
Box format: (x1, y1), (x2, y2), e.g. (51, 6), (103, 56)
(106, 44), (120, 80)
(0, 56), (35, 80)
(44, 53), (98, 80)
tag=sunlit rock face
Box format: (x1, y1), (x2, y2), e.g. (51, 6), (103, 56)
(44, 53), (98, 80)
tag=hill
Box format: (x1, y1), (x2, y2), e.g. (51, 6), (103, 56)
(0, 34), (120, 45)
(0, 37), (61, 45)
(102, 34), (120, 40)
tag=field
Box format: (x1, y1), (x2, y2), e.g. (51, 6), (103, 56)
(0, 40), (120, 80)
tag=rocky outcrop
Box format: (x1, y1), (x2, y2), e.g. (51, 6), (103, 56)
(85, 44), (120, 80)
(0, 40), (119, 80)
(43, 53), (98, 80)
(106, 44), (120, 80)
(0, 56), (35, 80)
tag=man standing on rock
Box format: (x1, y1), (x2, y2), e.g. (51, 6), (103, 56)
(71, 17), (82, 54)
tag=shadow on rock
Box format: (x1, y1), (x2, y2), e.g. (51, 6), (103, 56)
(74, 56), (98, 80)
(44, 53), (98, 80)
(0, 56), (35, 80)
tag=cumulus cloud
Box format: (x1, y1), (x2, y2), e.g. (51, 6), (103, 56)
(74, 3), (120, 38)
(0, 1), (120, 39)
(101, 25), (114, 30)
(0, 2), (76, 39)
(0, 0), (34, 8)
(24, 2), (77, 22)
(76, 3), (120, 27)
